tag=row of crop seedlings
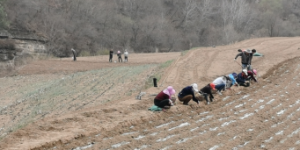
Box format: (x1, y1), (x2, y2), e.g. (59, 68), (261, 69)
(0, 75), (63, 138)
(111, 84), (296, 149)
(70, 61), (300, 149)
(53, 70), (283, 149)
(257, 64), (300, 149)
(67, 58), (300, 149)
(234, 62), (300, 149)
(89, 85), (259, 149)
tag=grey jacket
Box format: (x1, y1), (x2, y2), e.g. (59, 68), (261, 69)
(235, 52), (253, 65)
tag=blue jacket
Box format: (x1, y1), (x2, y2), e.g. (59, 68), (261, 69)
(229, 74), (237, 85)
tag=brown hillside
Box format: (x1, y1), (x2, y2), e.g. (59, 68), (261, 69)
(1, 37), (300, 150)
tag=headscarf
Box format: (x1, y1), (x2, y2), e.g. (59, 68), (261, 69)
(209, 83), (216, 90)
(191, 83), (199, 92)
(163, 86), (175, 99)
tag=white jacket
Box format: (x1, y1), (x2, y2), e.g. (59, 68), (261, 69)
(124, 51), (129, 56)
(213, 77), (227, 87)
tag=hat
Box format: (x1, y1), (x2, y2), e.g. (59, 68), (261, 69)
(210, 83), (216, 90)
(231, 72), (237, 78)
(242, 69), (248, 75)
(253, 69), (257, 75)
(168, 86), (175, 95)
(191, 83), (199, 92)
(246, 49), (252, 54)
(163, 86), (175, 98)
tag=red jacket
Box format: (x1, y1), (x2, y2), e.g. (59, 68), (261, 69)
(155, 91), (169, 100)
(242, 71), (257, 82)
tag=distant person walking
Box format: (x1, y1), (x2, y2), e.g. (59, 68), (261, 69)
(71, 48), (76, 61)
(109, 49), (113, 62)
(124, 49), (129, 62)
(117, 50), (122, 62)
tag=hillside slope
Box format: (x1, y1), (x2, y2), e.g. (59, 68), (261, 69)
(1, 37), (300, 149)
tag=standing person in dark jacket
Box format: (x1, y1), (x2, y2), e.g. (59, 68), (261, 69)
(234, 49), (253, 70)
(154, 86), (176, 109)
(178, 83), (202, 105)
(109, 49), (114, 62)
(199, 83), (216, 105)
(71, 48), (76, 61)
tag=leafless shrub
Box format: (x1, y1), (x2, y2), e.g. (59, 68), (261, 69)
(3, 0), (300, 54)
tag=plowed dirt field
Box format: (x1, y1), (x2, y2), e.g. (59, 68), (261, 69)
(1, 37), (300, 150)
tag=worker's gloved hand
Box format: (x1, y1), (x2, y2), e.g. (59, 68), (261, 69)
(169, 99), (174, 106)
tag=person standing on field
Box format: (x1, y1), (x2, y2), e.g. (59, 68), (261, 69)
(234, 49), (253, 70)
(117, 50), (122, 62)
(109, 49), (113, 62)
(124, 49), (129, 62)
(71, 48), (76, 61)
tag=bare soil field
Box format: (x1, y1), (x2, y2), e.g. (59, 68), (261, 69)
(1, 37), (300, 150)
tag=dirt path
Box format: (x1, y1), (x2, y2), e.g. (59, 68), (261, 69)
(1, 37), (300, 150)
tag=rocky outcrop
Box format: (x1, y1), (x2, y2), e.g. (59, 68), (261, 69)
(0, 29), (47, 63)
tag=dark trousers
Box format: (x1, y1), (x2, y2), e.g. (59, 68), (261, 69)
(72, 51), (76, 61)
(203, 93), (209, 103)
(124, 56), (128, 62)
(215, 84), (225, 92)
(154, 99), (170, 108)
(118, 56), (122, 62)
(109, 55), (113, 62)
(236, 77), (246, 85)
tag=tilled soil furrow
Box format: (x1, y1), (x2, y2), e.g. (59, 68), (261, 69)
(3, 38), (300, 150)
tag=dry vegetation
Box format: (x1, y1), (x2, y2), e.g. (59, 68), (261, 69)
(3, 0), (300, 57)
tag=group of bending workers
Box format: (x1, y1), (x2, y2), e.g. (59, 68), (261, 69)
(153, 48), (258, 110)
